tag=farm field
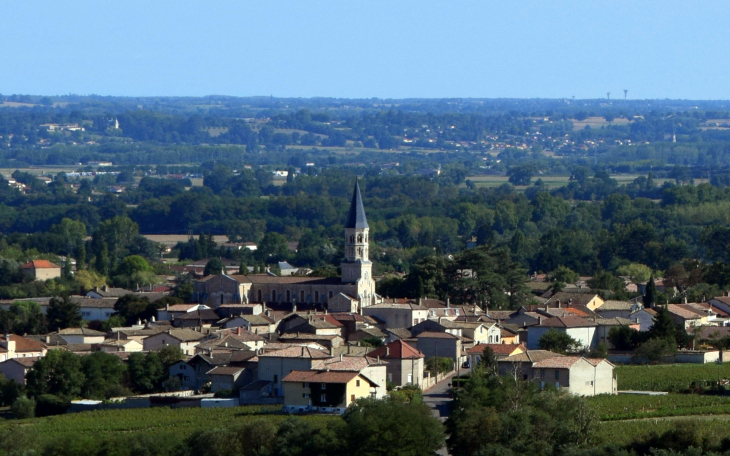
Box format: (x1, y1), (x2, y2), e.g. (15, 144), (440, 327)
(465, 173), (677, 190)
(596, 417), (730, 446)
(588, 393), (730, 421)
(616, 363), (730, 392)
(0, 405), (336, 450)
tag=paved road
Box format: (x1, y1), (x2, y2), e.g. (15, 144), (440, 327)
(423, 375), (455, 456)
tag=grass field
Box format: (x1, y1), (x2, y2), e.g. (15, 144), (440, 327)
(616, 363), (730, 392)
(596, 417), (730, 446)
(0, 405), (335, 449)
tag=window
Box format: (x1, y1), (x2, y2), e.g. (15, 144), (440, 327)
(274, 375), (278, 384)
(315, 291), (319, 302)
(303, 393), (310, 398)
(540, 369), (545, 378)
(180, 365), (186, 370)
(303, 382), (309, 388)
(321, 383), (327, 390)
(300, 290), (305, 302)
(329, 291), (334, 299)
(350, 235), (355, 243)
(320, 393), (327, 402)
(258, 290), (262, 302)
(286, 290), (291, 302)
(555, 370), (560, 380)
(356, 380), (360, 387)
(350, 394), (355, 402)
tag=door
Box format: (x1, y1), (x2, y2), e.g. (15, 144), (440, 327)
(407, 374), (412, 384)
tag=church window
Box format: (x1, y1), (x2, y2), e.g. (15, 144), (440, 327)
(357, 247), (362, 256)
(350, 235), (355, 243)
(329, 291), (334, 299)
(315, 291), (319, 302)
(286, 290), (291, 302)
(357, 234), (363, 243)
(300, 290), (305, 302)
(258, 290), (262, 302)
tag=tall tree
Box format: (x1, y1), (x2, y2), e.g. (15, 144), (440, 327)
(644, 274), (657, 308)
(46, 296), (82, 331)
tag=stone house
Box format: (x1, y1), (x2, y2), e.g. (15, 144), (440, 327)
(142, 329), (206, 355)
(367, 340), (424, 387)
(282, 370), (378, 414)
(21, 260), (61, 281)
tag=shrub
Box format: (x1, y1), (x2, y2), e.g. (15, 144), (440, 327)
(11, 396), (35, 419)
(35, 394), (70, 417)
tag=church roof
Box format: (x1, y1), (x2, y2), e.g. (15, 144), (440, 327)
(345, 181), (368, 229)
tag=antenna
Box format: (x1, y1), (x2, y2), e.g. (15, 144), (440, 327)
(623, 89), (628, 101)
(607, 92), (611, 100)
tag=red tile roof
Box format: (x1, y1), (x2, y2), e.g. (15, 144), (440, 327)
(532, 356), (583, 368)
(367, 340), (424, 359)
(416, 331), (459, 339)
(21, 260), (60, 269)
(466, 343), (525, 355)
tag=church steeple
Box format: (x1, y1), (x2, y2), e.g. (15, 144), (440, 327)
(345, 180), (368, 229)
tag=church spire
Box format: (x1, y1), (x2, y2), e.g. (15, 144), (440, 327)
(345, 180), (368, 229)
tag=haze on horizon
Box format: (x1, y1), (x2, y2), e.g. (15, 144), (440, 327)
(1, 1), (729, 100)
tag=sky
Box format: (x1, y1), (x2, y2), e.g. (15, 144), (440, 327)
(1, 1), (729, 100)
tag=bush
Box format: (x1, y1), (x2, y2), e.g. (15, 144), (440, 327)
(213, 389), (233, 398)
(11, 396), (35, 419)
(35, 394), (70, 417)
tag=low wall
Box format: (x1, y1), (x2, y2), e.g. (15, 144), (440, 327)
(423, 370), (455, 390)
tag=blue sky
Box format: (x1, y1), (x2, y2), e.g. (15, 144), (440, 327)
(1, 1), (729, 99)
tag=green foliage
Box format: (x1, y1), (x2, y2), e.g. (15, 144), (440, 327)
(616, 263), (653, 284)
(614, 363), (730, 392)
(26, 349), (85, 399)
(549, 265), (579, 284)
(588, 393), (730, 421)
(80, 352), (127, 399)
(46, 296), (82, 331)
(644, 274), (657, 307)
(342, 397), (445, 456)
(608, 325), (642, 351)
(11, 395), (35, 419)
(425, 357), (454, 375)
(389, 384), (423, 403)
(539, 329), (580, 354)
(113, 294), (154, 325)
(203, 258), (224, 276)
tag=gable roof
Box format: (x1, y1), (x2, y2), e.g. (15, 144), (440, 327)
(258, 345), (332, 359)
(597, 300), (634, 311)
(502, 350), (564, 363)
(152, 329), (206, 342)
(22, 259), (60, 269)
(345, 180), (368, 229)
(416, 331), (459, 339)
(283, 369), (372, 385)
(58, 327), (106, 336)
(206, 366), (244, 376)
(667, 304), (704, 320)
(466, 343), (525, 355)
(0, 335), (46, 353)
(532, 356), (584, 369)
(539, 316), (598, 328)
(367, 340), (424, 359)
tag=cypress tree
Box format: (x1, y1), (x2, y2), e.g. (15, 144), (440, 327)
(644, 274), (657, 308)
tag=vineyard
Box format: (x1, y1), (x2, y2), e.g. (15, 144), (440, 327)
(0, 405), (337, 451)
(588, 394), (730, 421)
(616, 363), (730, 392)
(596, 417), (730, 446)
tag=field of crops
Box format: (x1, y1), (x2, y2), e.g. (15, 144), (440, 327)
(0, 405), (336, 449)
(596, 417), (730, 447)
(588, 394), (730, 421)
(616, 363), (730, 392)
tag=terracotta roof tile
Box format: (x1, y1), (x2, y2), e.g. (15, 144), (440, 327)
(21, 260), (60, 269)
(367, 340), (424, 359)
(282, 370), (361, 384)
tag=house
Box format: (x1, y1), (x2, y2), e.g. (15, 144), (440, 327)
(497, 350), (617, 396)
(172, 309), (222, 328)
(216, 303), (263, 318)
(451, 321), (502, 345)
(206, 366), (248, 393)
(57, 328), (107, 345)
(500, 326), (520, 344)
(594, 317), (640, 348)
(526, 316), (598, 350)
(0, 335), (47, 361)
(363, 302), (429, 328)
(86, 286), (133, 299)
(348, 327), (389, 344)
(69, 297), (118, 321)
(278, 332), (344, 349)
(629, 308), (656, 331)
(544, 291), (604, 311)
(21, 260), (61, 281)
(595, 300), (642, 319)
(197, 329), (265, 352)
(367, 340), (424, 387)
(168, 351), (255, 390)
(0, 357), (40, 384)
(257, 346), (332, 397)
(98, 338), (144, 353)
(282, 370), (378, 414)
(416, 331), (462, 366)
(143, 329), (206, 355)
(311, 354), (388, 399)
(666, 304), (705, 329)
(157, 304), (210, 321)
(466, 343), (525, 368)
(240, 314), (277, 334)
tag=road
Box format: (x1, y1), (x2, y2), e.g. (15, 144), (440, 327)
(423, 374), (455, 456)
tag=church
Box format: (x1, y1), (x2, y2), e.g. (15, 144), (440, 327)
(192, 181), (380, 313)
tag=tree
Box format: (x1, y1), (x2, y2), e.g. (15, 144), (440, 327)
(548, 266), (579, 284)
(478, 346), (498, 376)
(608, 325), (641, 351)
(127, 352), (165, 393)
(25, 350), (84, 399)
(648, 306), (676, 343)
(538, 329), (580, 354)
(114, 294), (153, 325)
(80, 351), (126, 399)
(617, 263), (653, 285)
(46, 296), (82, 331)
(203, 258), (224, 276)
(507, 164), (537, 186)
(342, 397), (445, 456)
(644, 274), (657, 308)
(74, 270), (107, 292)
(633, 337), (676, 364)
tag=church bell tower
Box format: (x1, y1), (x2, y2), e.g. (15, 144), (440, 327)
(340, 181), (376, 309)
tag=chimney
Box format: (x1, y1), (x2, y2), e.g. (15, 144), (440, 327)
(538, 316), (543, 325)
(103, 285), (108, 292)
(386, 346), (390, 357)
(568, 299), (573, 307)
(377, 355), (380, 363)
(166, 303), (169, 311)
(45, 335), (50, 344)
(237, 327), (242, 336)
(557, 300), (561, 308)
(339, 354), (343, 362)
(418, 298), (423, 306)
